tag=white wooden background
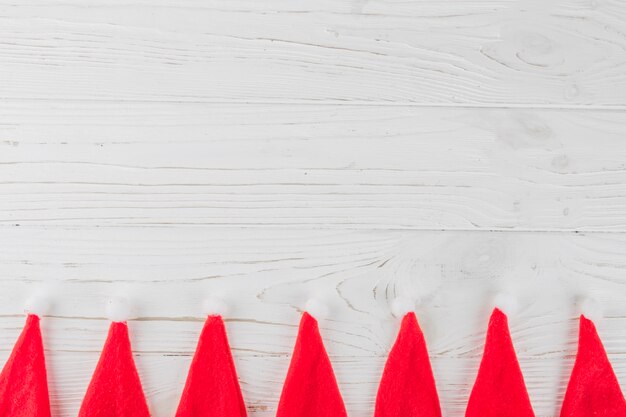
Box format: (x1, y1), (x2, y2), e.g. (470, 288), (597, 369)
(1, 0), (626, 416)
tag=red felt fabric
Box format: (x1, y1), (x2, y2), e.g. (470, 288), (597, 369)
(276, 312), (347, 417)
(78, 321), (150, 417)
(175, 315), (247, 417)
(560, 315), (626, 417)
(466, 308), (535, 417)
(0, 314), (51, 417)
(375, 312), (441, 417)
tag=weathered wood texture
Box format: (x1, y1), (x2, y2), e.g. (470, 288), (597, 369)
(2, 103), (626, 231)
(0, 0), (625, 106)
(1, 1), (626, 417)
(1, 227), (626, 417)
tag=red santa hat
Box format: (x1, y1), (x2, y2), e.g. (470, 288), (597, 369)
(0, 304), (51, 417)
(175, 297), (247, 417)
(559, 305), (626, 417)
(78, 298), (150, 417)
(276, 299), (348, 417)
(466, 300), (535, 417)
(375, 298), (441, 417)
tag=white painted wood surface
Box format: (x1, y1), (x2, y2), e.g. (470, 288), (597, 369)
(1, 1), (626, 417)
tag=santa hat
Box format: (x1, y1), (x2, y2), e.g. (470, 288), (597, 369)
(78, 299), (150, 417)
(276, 300), (347, 417)
(375, 299), (441, 417)
(465, 306), (535, 417)
(0, 311), (51, 417)
(175, 298), (247, 417)
(559, 313), (626, 417)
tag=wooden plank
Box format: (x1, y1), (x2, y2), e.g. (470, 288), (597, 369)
(0, 0), (624, 106)
(1, 103), (626, 230)
(1, 4), (626, 417)
(1, 227), (626, 357)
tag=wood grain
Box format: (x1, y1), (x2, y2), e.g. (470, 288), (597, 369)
(0, 0), (625, 106)
(2, 103), (626, 231)
(2, 1), (626, 416)
(1, 227), (626, 417)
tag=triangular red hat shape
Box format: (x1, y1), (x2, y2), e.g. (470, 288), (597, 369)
(559, 315), (626, 417)
(78, 321), (150, 417)
(375, 312), (441, 417)
(175, 315), (247, 417)
(0, 314), (51, 417)
(276, 312), (347, 417)
(465, 308), (535, 417)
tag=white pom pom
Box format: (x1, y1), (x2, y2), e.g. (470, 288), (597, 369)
(391, 297), (415, 318)
(305, 298), (329, 319)
(494, 292), (519, 316)
(580, 298), (602, 322)
(24, 295), (51, 317)
(202, 296), (229, 317)
(106, 297), (134, 322)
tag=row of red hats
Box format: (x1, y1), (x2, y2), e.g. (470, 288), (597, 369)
(1, 300), (625, 417)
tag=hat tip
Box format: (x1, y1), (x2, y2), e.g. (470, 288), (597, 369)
(390, 296), (415, 318)
(24, 295), (51, 317)
(202, 296), (229, 317)
(305, 298), (329, 319)
(580, 297), (602, 322)
(493, 292), (519, 316)
(106, 297), (134, 322)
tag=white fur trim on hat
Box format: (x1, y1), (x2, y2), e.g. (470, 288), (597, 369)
(305, 298), (329, 319)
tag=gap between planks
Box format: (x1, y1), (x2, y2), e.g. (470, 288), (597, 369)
(2, 98), (626, 111)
